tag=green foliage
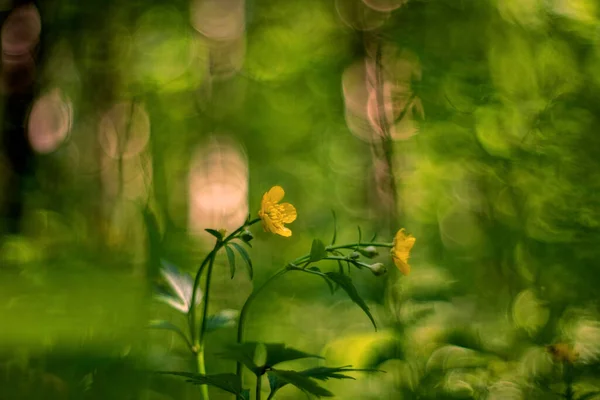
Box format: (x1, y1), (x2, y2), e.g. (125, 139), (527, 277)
(156, 372), (249, 399)
(225, 245), (236, 279)
(325, 272), (377, 330)
(309, 239), (328, 262)
(155, 260), (200, 313)
(230, 242), (254, 280)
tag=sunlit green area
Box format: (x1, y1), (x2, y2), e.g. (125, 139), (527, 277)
(2, 0), (600, 399)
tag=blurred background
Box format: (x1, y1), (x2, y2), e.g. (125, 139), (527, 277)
(2, 0), (600, 399)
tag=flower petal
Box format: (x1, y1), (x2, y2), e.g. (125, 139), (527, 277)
(278, 203), (297, 223)
(393, 257), (410, 275)
(264, 186), (285, 203)
(276, 226), (292, 237)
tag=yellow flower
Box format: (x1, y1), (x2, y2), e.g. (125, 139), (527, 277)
(258, 186), (297, 237)
(391, 228), (415, 275)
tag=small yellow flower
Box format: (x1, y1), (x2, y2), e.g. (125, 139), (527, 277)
(258, 186), (297, 237)
(391, 228), (415, 275)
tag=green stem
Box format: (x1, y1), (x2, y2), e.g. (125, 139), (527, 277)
(327, 242), (392, 251)
(187, 217), (261, 400)
(236, 267), (290, 379)
(255, 374), (262, 400)
(196, 349), (210, 400)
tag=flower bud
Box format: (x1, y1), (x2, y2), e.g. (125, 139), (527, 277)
(349, 251), (360, 260)
(359, 246), (379, 259)
(368, 263), (387, 276)
(218, 229), (227, 238)
(240, 229), (254, 243)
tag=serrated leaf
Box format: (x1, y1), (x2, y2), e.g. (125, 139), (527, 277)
(300, 366), (377, 381)
(263, 343), (323, 368)
(156, 371), (246, 398)
(309, 266), (335, 295)
(225, 245), (236, 279)
(230, 242), (253, 280)
(217, 343), (260, 375)
(268, 369), (334, 398)
(206, 309), (239, 333)
(205, 228), (223, 240)
(325, 272), (377, 330)
(331, 210), (337, 245)
(155, 260), (201, 313)
(310, 239), (327, 262)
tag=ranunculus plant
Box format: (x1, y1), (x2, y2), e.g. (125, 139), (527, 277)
(150, 186), (415, 399)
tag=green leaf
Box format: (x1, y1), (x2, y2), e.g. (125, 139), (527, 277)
(156, 371), (247, 398)
(309, 266), (334, 294)
(369, 231), (378, 242)
(217, 343), (260, 375)
(230, 242), (253, 280)
(263, 343), (323, 368)
(309, 239), (327, 262)
(301, 365), (381, 381)
(357, 226), (362, 244)
(148, 320), (193, 349)
(578, 392), (600, 400)
(205, 228), (223, 240)
(268, 369), (334, 398)
(325, 272), (377, 330)
(205, 309), (239, 333)
(330, 210), (337, 245)
(155, 260), (201, 313)
(225, 245), (236, 279)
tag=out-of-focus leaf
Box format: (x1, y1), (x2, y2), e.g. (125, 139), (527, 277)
(155, 260), (201, 313)
(578, 391), (600, 400)
(325, 272), (377, 330)
(156, 371), (247, 398)
(310, 239), (328, 262)
(205, 309), (239, 333)
(148, 320), (191, 349)
(230, 242), (253, 280)
(512, 289), (549, 336)
(225, 245), (236, 279)
(267, 369), (334, 398)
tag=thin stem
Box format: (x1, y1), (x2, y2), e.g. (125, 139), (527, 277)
(236, 267), (290, 379)
(266, 391), (276, 400)
(327, 242), (393, 251)
(255, 374), (262, 400)
(186, 217), (261, 400)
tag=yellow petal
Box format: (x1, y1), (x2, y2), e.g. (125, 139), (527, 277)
(261, 214), (277, 234)
(264, 186), (285, 204)
(275, 226), (292, 237)
(393, 257), (410, 275)
(278, 203), (297, 223)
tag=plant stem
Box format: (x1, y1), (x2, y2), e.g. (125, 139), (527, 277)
(236, 267), (290, 379)
(327, 242), (392, 251)
(196, 348), (210, 400)
(187, 217), (261, 400)
(255, 374), (262, 400)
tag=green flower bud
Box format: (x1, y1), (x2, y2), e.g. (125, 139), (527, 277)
(359, 246), (379, 259)
(240, 229), (254, 243)
(349, 251), (360, 260)
(368, 262), (387, 276)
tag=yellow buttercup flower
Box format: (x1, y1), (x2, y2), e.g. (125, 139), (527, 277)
(258, 186), (297, 237)
(391, 228), (415, 275)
